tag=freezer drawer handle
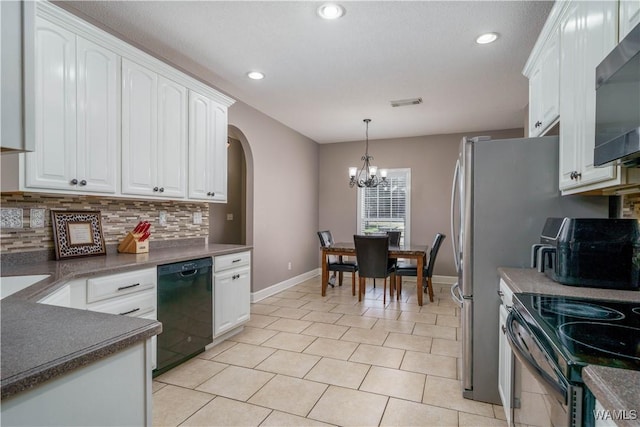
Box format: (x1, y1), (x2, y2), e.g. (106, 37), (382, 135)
(232, 258), (242, 263)
(117, 283), (141, 291)
(450, 282), (464, 306)
(119, 307), (140, 316)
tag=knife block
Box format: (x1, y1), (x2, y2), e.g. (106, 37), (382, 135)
(117, 232), (149, 254)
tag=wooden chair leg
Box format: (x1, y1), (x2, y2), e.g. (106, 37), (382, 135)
(338, 272), (343, 286)
(389, 276), (394, 299)
(383, 278), (387, 305)
(358, 277), (364, 301)
(427, 277), (434, 302)
(351, 272), (356, 296)
(396, 275), (401, 300)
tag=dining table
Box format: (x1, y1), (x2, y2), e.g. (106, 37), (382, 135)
(321, 242), (430, 306)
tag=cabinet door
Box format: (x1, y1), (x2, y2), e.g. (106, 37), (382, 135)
(25, 18), (77, 190)
(559, 1), (618, 192)
(559, 3), (581, 190)
(528, 65), (543, 137)
(157, 76), (187, 198)
(188, 91), (228, 202)
(619, 0), (640, 40)
(76, 37), (118, 193)
(122, 58), (158, 196)
(214, 266), (250, 336)
(576, 0), (618, 187)
(540, 29), (560, 131)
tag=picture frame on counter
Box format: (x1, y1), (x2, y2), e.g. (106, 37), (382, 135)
(51, 210), (106, 260)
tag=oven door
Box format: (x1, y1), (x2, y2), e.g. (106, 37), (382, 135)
(506, 309), (584, 427)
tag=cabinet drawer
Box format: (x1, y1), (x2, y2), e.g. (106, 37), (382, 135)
(87, 289), (156, 318)
(214, 251), (250, 272)
(87, 268), (156, 303)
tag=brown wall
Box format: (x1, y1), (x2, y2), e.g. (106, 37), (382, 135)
(319, 128), (524, 277)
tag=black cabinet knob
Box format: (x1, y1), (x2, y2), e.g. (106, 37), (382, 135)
(70, 178), (78, 185)
(159, 187), (164, 193)
(153, 187), (159, 192)
(79, 180), (87, 186)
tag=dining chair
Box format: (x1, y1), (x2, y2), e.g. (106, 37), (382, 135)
(395, 233), (446, 303)
(353, 235), (396, 305)
(387, 230), (401, 246)
(317, 230), (358, 295)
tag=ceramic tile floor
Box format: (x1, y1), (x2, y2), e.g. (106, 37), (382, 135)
(153, 275), (508, 426)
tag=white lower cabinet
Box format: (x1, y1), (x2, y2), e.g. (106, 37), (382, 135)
(498, 279), (515, 426)
(1, 341), (153, 427)
(214, 251), (251, 336)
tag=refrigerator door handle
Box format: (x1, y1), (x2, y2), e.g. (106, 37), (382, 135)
(450, 159), (461, 272)
(450, 282), (464, 307)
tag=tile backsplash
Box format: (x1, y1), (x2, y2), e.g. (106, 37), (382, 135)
(0, 193), (209, 255)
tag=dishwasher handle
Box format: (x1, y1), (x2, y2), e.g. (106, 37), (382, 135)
(179, 269), (199, 278)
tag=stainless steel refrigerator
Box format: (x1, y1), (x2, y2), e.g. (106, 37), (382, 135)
(449, 135), (609, 404)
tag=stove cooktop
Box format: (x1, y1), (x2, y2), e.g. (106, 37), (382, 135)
(513, 293), (640, 382)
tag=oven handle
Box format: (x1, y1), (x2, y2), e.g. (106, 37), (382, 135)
(505, 309), (569, 405)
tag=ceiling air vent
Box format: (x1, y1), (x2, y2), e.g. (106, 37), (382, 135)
(390, 97), (423, 107)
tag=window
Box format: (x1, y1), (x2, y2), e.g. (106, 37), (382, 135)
(357, 168), (411, 245)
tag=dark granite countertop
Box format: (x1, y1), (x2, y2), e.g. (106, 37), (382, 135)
(583, 366), (640, 427)
(498, 267), (640, 302)
(498, 268), (640, 425)
(1, 243), (251, 399)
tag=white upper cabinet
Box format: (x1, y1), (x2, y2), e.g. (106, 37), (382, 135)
(188, 91), (228, 202)
(122, 59), (159, 196)
(76, 37), (118, 193)
(122, 60), (187, 199)
(25, 17), (117, 194)
(157, 76), (188, 198)
(619, 0), (640, 40)
(559, 1), (619, 193)
(524, 27), (560, 137)
(15, 2), (234, 201)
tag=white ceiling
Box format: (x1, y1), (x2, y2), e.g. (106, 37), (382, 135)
(59, 1), (553, 144)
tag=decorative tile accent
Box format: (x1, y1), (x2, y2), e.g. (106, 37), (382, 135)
(0, 193), (209, 254)
(30, 209), (45, 228)
(1, 208), (23, 229)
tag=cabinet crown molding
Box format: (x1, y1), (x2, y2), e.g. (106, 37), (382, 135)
(523, 1), (572, 77)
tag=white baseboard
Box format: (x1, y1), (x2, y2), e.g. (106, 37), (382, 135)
(432, 275), (457, 285)
(251, 268), (321, 302)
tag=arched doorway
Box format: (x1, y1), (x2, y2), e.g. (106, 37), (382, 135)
(208, 126), (253, 246)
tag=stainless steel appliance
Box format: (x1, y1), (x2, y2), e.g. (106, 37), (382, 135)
(594, 22), (640, 167)
(450, 136), (609, 404)
(507, 293), (640, 426)
(155, 257), (213, 375)
(532, 217), (640, 290)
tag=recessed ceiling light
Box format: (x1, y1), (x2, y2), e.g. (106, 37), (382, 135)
(247, 71), (265, 80)
(317, 3), (345, 20)
(476, 32), (499, 44)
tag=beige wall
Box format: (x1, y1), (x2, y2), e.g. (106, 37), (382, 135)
(319, 128), (524, 277)
(209, 138), (245, 245)
(228, 102), (319, 292)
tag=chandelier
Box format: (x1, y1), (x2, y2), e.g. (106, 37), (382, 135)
(349, 119), (387, 188)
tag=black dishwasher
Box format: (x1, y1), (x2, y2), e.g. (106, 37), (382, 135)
(155, 257), (213, 376)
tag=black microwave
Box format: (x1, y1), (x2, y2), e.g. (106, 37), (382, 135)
(593, 23), (640, 167)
